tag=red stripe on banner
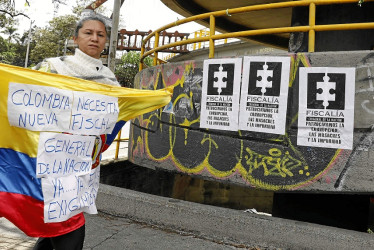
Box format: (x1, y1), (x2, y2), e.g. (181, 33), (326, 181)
(0, 191), (85, 238)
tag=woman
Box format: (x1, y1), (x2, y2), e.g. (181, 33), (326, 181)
(35, 15), (119, 86)
(33, 15), (120, 250)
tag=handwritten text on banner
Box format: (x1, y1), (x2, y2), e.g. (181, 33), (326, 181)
(42, 165), (100, 223)
(8, 83), (119, 135)
(70, 91), (119, 135)
(8, 83), (73, 132)
(36, 132), (95, 178)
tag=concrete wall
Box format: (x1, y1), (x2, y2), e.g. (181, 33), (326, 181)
(168, 41), (283, 62)
(128, 51), (374, 193)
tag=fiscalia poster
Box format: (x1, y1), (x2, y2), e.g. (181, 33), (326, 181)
(297, 67), (355, 149)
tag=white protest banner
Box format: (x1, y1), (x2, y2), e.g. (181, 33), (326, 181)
(36, 132), (95, 178)
(42, 165), (100, 223)
(239, 56), (290, 134)
(69, 91), (119, 135)
(8, 84), (119, 223)
(200, 58), (242, 131)
(297, 67), (355, 149)
(8, 83), (73, 132)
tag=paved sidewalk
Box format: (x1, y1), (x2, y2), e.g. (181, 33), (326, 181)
(83, 213), (254, 250)
(0, 218), (35, 250)
(0, 212), (255, 250)
(2, 183), (374, 250)
(97, 184), (374, 250)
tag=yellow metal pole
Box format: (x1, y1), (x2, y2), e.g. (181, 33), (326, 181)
(114, 130), (122, 159)
(308, 2), (316, 52)
(314, 22), (374, 31)
(139, 45), (145, 71)
(199, 30), (203, 49)
(193, 31), (197, 50)
(153, 32), (160, 66)
(209, 15), (215, 58)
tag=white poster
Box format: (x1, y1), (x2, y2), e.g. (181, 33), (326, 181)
(200, 58), (242, 131)
(8, 83), (119, 136)
(239, 56), (291, 134)
(8, 83), (73, 132)
(69, 91), (119, 135)
(297, 67), (355, 149)
(7, 84), (119, 223)
(42, 165), (100, 223)
(36, 132), (95, 178)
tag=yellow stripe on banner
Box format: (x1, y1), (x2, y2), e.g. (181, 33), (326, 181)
(0, 63), (173, 157)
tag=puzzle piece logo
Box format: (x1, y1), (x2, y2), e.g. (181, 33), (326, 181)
(316, 74), (336, 109)
(307, 73), (345, 110)
(248, 62), (281, 96)
(213, 65), (227, 95)
(256, 64), (273, 95)
(207, 63), (234, 95)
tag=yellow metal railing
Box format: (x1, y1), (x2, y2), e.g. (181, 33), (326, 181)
(139, 0), (374, 69)
(113, 130), (128, 159)
(110, 128), (129, 160)
(162, 29), (231, 61)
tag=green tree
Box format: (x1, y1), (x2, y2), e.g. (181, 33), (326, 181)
(14, 31), (36, 67)
(0, 36), (15, 64)
(0, 8), (20, 42)
(0, 14), (25, 66)
(0, 0), (29, 20)
(0, 32), (34, 66)
(2, 25), (20, 43)
(115, 51), (153, 88)
(0, 1), (35, 66)
(30, 14), (78, 64)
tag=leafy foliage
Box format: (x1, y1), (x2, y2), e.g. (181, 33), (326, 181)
(115, 51), (153, 88)
(0, 1), (33, 66)
(0, 11), (28, 66)
(0, 0), (29, 19)
(0, 36), (15, 64)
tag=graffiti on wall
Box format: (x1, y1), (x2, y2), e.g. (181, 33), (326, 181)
(128, 54), (358, 191)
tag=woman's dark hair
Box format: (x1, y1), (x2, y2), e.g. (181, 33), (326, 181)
(74, 15), (110, 38)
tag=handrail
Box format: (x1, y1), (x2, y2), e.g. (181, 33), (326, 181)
(139, 0), (374, 66)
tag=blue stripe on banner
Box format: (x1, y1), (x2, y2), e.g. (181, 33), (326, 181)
(0, 148), (43, 201)
(106, 121), (126, 146)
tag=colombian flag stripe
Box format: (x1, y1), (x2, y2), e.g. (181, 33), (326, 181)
(0, 192), (85, 238)
(0, 148), (42, 201)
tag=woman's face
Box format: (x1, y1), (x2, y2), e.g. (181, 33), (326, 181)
(74, 20), (107, 59)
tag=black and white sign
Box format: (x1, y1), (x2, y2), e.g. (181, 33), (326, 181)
(200, 58), (242, 131)
(239, 56), (290, 134)
(297, 67), (355, 149)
